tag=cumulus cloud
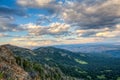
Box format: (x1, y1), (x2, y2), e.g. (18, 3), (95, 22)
(17, 0), (63, 16)
(17, 0), (120, 31)
(1, 0), (120, 47)
(17, 0), (53, 8)
(16, 0), (120, 29)
(76, 24), (120, 38)
(95, 24), (120, 38)
(48, 22), (70, 35)
(61, 0), (120, 29)
(22, 22), (71, 36)
(75, 28), (109, 37)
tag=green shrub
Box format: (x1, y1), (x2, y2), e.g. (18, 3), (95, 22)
(0, 72), (3, 79)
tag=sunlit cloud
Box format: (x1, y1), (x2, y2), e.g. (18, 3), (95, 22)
(0, 0), (120, 47)
(17, 0), (53, 8)
(21, 22), (71, 37)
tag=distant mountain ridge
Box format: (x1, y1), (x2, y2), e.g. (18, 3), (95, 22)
(55, 43), (120, 58)
(55, 43), (120, 53)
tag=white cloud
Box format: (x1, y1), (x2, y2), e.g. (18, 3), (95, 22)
(49, 22), (70, 34)
(95, 24), (120, 38)
(17, 0), (53, 7)
(75, 27), (109, 37)
(22, 22), (71, 36)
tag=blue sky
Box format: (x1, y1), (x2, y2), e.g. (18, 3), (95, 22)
(0, 0), (120, 48)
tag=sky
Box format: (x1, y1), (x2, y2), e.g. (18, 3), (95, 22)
(0, 0), (120, 48)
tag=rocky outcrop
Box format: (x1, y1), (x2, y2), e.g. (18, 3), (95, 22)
(0, 45), (32, 80)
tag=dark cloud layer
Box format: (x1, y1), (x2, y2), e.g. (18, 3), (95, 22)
(61, 0), (120, 30)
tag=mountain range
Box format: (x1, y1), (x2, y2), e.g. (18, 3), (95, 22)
(0, 44), (120, 80)
(55, 43), (120, 58)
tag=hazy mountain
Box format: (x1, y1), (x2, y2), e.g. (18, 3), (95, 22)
(55, 43), (120, 58)
(55, 43), (120, 52)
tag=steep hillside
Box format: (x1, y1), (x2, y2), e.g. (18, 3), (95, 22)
(0, 45), (31, 80)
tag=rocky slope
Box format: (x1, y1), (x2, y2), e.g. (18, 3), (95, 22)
(0, 45), (32, 80)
